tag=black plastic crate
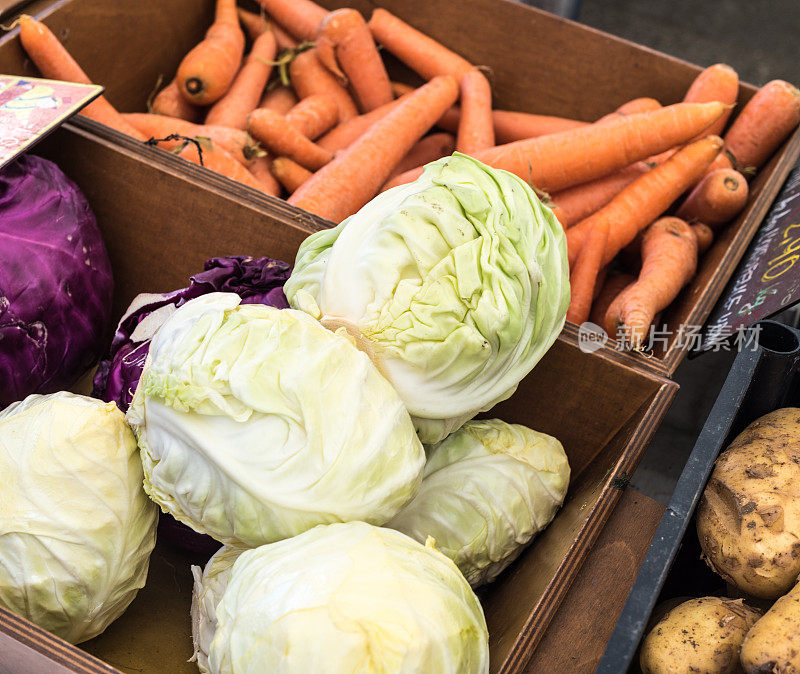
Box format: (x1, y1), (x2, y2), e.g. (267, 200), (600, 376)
(597, 319), (800, 673)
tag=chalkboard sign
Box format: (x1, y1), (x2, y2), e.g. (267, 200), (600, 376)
(701, 165), (800, 351)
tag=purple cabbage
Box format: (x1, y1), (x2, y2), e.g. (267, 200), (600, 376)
(93, 255), (291, 413)
(0, 155), (113, 408)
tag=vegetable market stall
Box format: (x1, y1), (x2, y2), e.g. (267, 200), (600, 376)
(0, 0), (799, 672)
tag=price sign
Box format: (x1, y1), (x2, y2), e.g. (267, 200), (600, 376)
(701, 166), (800, 351)
(0, 74), (102, 170)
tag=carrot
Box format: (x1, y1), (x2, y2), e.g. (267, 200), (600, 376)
(289, 48), (358, 122)
(289, 75), (459, 222)
(122, 113), (261, 166)
(176, 0), (244, 105)
(386, 101), (727, 192)
(675, 168), (749, 227)
(16, 15), (147, 140)
(388, 132), (456, 179)
(151, 78), (203, 123)
(605, 217), (698, 348)
(589, 273), (636, 327)
(567, 135), (722, 265)
(247, 155), (281, 195)
(176, 141), (265, 190)
(567, 220), (609, 325)
(596, 97), (662, 123)
(492, 110), (586, 143)
(550, 161), (652, 228)
(270, 156), (313, 193)
(722, 79), (800, 172)
(270, 22), (299, 51)
(456, 70), (494, 153)
(397, 80), (584, 142)
(316, 8), (393, 112)
(392, 81), (416, 98)
(205, 30), (276, 129)
(690, 222), (714, 255)
(237, 8), (268, 41)
(437, 106), (586, 140)
(249, 108), (333, 170)
(254, 0), (327, 41)
(683, 63), (738, 139)
(259, 85), (298, 114)
(368, 9), (474, 81)
(285, 94), (339, 139)
(316, 97), (405, 152)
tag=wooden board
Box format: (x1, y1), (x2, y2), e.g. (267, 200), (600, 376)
(525, 488), (665, 673)
(1, 0), (797, 374)
(0, 125), (678, 674)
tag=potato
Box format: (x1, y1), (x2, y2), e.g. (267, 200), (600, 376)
(640, 597), (762, 673)
(740, 578), (800, 673)
(697, 408), (800, 599)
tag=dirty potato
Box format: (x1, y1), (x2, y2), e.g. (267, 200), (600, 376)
(640, 597), (762, 674)
(740, 578), (800, 673)
(697, 408), (800, 599)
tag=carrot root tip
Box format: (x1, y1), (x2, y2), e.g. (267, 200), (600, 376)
(185, 78), (204, 95)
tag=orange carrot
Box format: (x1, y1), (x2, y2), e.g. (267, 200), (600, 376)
(176, 0), (244, 105)
(123, 113), (261, 166)
(237, 8), (269, 41)
(722, 79), (800, 172)
(270, 21), (299, 51)
(605, 217), (698, 348)
(386, 101), (727, 192)
(590, 273), (636, 327)
(683, 64), (738, 139)
(285, 94), (339, 139)
(247, 155), (281, 195)
(596, 97), (662, 123)
(151, 78), (203, 123)
(289, 75), (459, 222)
(259, 85), (298, 113)
(457, 70), (494, 153)
(396, 81), (585, 142)
(17, 15), (147, 140)
(316, 96), (408, 152)
(316, 8), (393, 112)
(690, 222), (714, 255)
(270, 156), (313, 193)
(550, 161), (652, 229)
(249, 108), (333, 170)
(492, 110), (586, 143)
(368, 9), (473, 81)
(205, 30), (276, 129)
(255, 0), (327, 41)
(675, 168), (749, 227)
(567, 220), (609, 325)
(388, 132), (456, 179)
(290, 48), (358, 122)
(566, 135), (723, 266)
(176, 141), (265, 190)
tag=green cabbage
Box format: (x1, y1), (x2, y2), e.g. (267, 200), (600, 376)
(285, 153), (569, 443)
(0, 392), (157, 643)
(389, 419), (570, 586)
(191, 522), (489, 673)
(127, 293), (425, 548)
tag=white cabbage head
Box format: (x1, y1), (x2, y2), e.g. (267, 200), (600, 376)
(389, 419), (570, 586)
(126, 292), (425, 548)
(0, 392), (157, 643)
(191, 522), (489, 674)
(285, 153), (569, 443)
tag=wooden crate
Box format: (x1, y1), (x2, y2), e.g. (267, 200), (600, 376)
(0, 123), (677, 674)
(1, 0), (798, 374)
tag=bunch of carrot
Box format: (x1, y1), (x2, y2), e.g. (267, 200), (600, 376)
(13, 1), (800, 350)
